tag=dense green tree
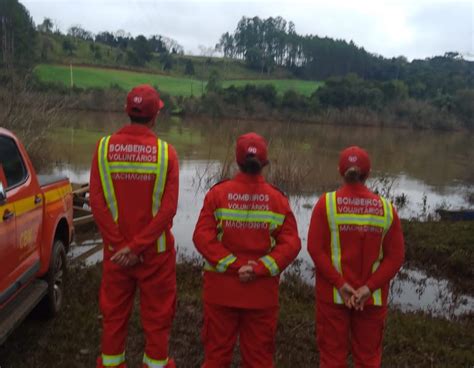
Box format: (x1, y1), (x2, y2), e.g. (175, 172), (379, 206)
(206, 69), (222, 93)
(37, 17), (53, 33)
(62, 38), (76, 56)
(130, 35), (152, 65)
(184, 59), (195, 75)
(0, 0), (37, 67)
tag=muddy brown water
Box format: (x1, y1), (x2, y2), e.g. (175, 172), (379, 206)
(43, 111), (474, 318)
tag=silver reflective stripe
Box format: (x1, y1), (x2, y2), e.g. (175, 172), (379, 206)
(372, 196), (394, 305)
(109, 162), (158, 173)
(214, 208), (285, 225)
(152, 139), (168, 216)
(143, 353), (168, 368)
(260, 255), (280, 276)
(98, 136), (118, 222)
(326, 192), (343, 304)
(102, 352), (125, 366)
(215, 254), (237, 272)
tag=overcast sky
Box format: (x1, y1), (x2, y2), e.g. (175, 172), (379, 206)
(22, 0), (473, 60)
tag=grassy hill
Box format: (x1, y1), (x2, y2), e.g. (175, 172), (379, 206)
(37, 33), (292, 80)
(34, 64), (323, 97)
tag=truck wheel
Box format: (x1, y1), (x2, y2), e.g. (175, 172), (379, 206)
(37, 239), (67, 319)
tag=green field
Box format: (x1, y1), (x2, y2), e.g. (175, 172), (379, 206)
(34, 64), (323, 97)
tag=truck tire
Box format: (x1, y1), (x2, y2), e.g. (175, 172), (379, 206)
(37, 239), (67, 319)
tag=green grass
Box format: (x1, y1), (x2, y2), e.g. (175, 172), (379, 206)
(0, 259), (472, 367)
(35, 64), (323, 97)
(35, 64), (204, 97)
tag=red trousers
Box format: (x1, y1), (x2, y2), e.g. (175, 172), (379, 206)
(97, 249), (176, 368)
(316, 300), (388, 368)
(202, 303), (278, 368)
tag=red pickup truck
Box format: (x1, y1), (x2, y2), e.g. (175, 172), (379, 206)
(0, 128), (74, 344)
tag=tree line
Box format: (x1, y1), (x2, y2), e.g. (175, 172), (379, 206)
(216, 16), (474, 100)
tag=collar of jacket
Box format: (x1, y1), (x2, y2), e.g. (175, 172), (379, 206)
(341, 182), (371, 194)
(234, 172), (265, 183)
(116, 124), (157, 137)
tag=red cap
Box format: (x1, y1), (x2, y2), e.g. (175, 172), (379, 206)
(126, 84), (164, 119)
(338, 146), (371, 178)
(236, 132), (268, 166)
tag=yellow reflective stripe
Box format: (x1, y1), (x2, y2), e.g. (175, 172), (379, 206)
(157, 233), (166, 253)
(98, 136), (118, 222)
(381, 197), (394, 234)
(371, 196), (393, 306)
(109, 162), (158, 174)
(270, 235), (276, 249)
(326, 192), (344, 305)
(203, 260), (215, 271)
(215, 254), (237, 272)
(152, 139), (169, 253)
(102, 352), (125, 366)
(334, 214), (386, 227)
(152, 139), (168, 216)
(143, 353), (168, 368)
(260, 255), (280, 276)
(214, 208), (285, 225)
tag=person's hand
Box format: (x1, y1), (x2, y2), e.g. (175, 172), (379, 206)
(352, 285), (372, 311)
(338, 283), (357, 309)
(239, 261), (257, 283)
(111, 247), (140, 267)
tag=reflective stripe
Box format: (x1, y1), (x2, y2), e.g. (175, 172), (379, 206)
(215, 254), (237, 272)
(102, 352), (125, 367)
(152, 140), (169, 216)
(157, 233), (166, 253)
(326, 192), (343, 304)
(203, 260), (216, 271)
(214, 208), (285, 226)
(326, 191), (394, 305)
(97, 137), (170, 253)
(143, 353), (168, 368)
(109, 162), (158, 174)
(371, 197), (394, 305)
(260, 255), (280, 276)
(98, 136), (118, 222)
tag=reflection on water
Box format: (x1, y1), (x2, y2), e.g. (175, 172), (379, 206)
(45, 113), (473, 317)
(61, 161), (472, 318)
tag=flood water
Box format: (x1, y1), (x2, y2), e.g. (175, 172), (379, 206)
(43, 111), (474, 318)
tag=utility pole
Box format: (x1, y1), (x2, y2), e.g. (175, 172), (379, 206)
(70, 63), (74, 88)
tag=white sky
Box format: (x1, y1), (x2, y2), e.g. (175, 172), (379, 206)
(22, 0), (474, 60)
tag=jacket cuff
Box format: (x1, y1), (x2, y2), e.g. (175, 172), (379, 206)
(253, 261), (269, 277)
(366, 280), (376, 293)
(229, 258), (246, 271)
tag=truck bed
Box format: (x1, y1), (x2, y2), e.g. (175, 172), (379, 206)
(37, 174), (68, 188)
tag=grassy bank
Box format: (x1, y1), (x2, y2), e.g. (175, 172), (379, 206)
(403, 220), (474, 292)
(34, 64), (323, 97)
(0, 261), (472, 367)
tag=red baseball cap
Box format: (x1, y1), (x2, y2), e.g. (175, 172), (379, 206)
(338, 146), (371, 178)
(236, 132), (268, 166)
(126, 84), (164, 119)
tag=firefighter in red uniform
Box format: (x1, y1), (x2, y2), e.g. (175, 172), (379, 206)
(308, 146), (405, 368)
(193, 132), (301, 368)
(90, 85), (178, 368)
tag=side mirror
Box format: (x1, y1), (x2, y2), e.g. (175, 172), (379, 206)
(0, 181), (6, 205)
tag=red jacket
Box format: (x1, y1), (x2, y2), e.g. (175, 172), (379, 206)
(193, 172), (301, 309)
(307, 183), (404, 306)
(90, 124), (179, 258)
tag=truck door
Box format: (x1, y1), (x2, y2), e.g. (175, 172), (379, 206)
(0, 135), (42, 305)
(0, 164), (17, 304)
